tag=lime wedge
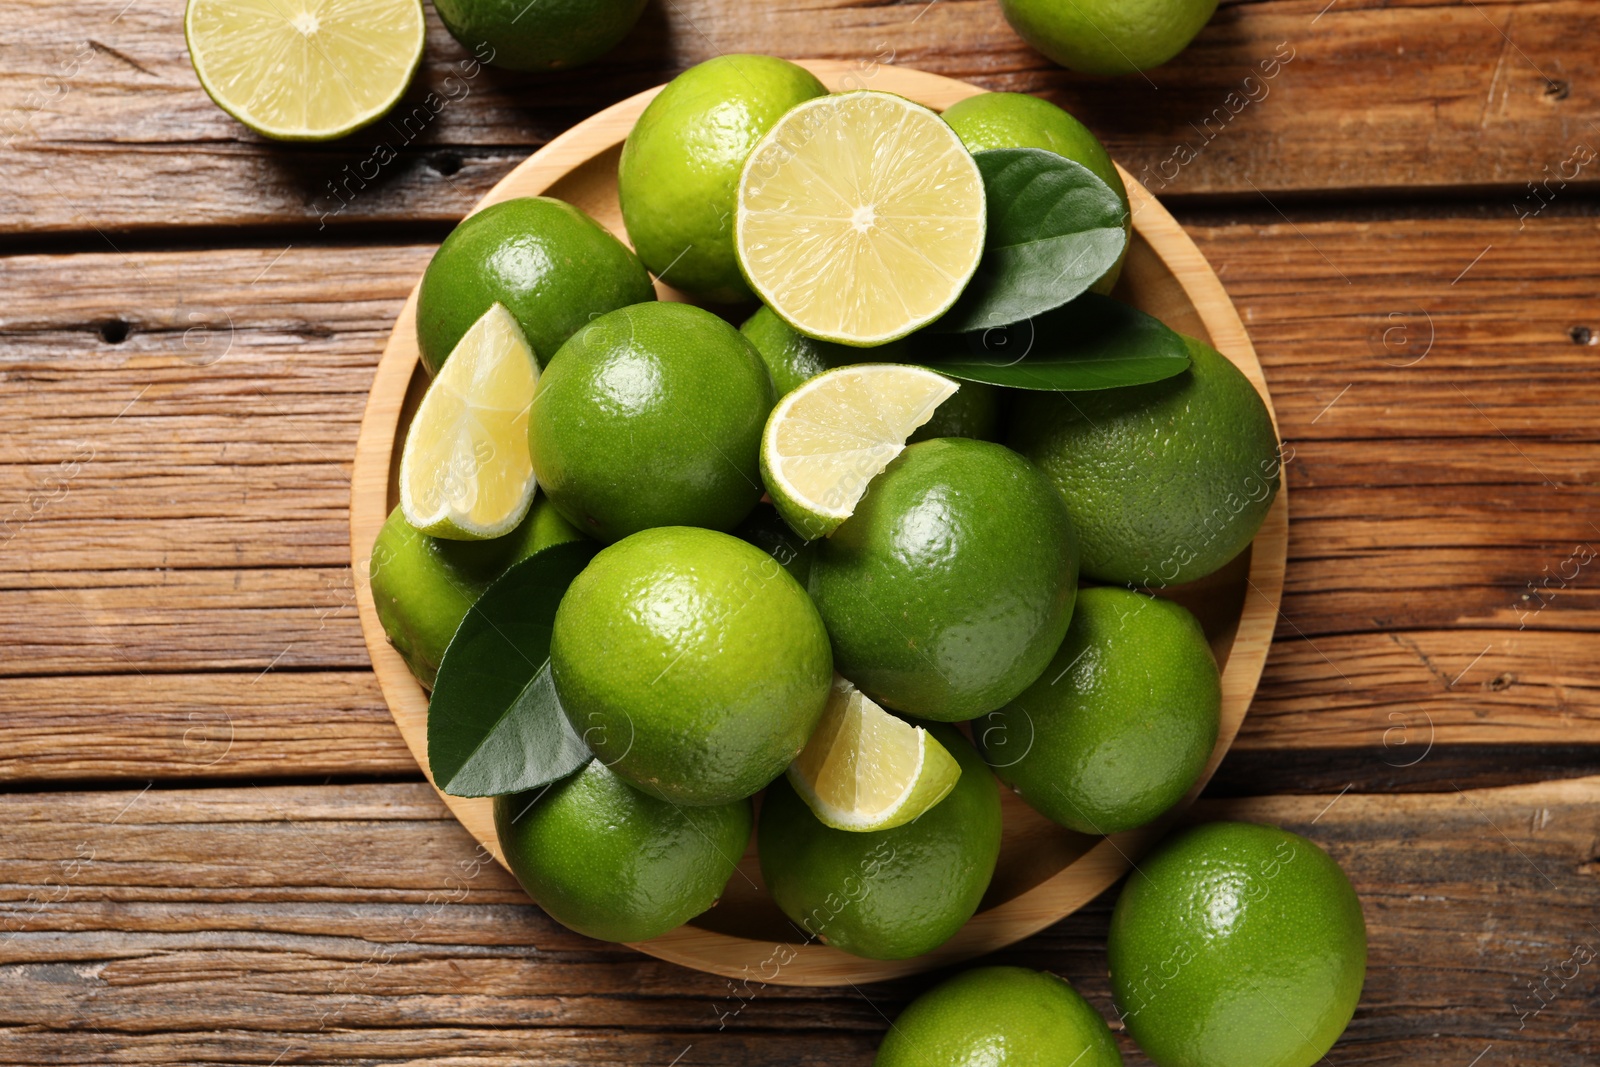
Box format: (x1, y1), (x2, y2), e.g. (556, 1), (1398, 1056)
(788, 677), (962, 832)
(735, 91), (987, 346)
(760, 363), (958, 539)
(185, 0), (425, 141)
(400, 303), (539, 540)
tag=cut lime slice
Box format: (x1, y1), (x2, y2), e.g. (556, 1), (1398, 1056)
(400, 303), (539, 540)
(185, 0), (425, 141)
(734, 90), (987, 346)
(760, 364), (958, 539)
(788, 677), (962, 832)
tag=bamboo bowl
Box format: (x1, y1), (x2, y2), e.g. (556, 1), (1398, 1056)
(350, 60), (1287, 987)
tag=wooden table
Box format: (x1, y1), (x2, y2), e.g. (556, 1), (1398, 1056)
(3, 0), (1597, 1062)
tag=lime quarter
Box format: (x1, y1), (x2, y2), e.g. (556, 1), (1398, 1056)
(787, 676), (961, 832)
(759, 364), (957, 540)
(399, 303), (538, 540)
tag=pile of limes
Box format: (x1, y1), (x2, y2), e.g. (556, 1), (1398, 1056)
(367, 56), (1363, 1067)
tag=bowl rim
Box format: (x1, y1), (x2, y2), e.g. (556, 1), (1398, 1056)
(349, 59), (1288, 987)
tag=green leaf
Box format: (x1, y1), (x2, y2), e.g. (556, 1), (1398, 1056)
(427, 539), (598, 797)
(937, 147), (1128, 334)
(910, 292), (1191, 391)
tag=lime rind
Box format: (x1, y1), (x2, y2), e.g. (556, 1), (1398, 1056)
(185, 0), (425, 141)
(734, 90), (987, 346)
(400, 303), (540, 540)
(787, 677), (961, 832)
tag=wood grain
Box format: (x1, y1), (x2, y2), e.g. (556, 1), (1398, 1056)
(0, 778), (1593, 1062)
(1, 1), (1594, 234)
(0, 672), (414, 780)
(2, 0), (1594, 1054)
(3, 627), (1595, 788)
(1, 218), (1596, 786)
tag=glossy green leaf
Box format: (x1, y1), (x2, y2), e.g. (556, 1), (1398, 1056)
(910, 293), (1191, 391)
(937, 147), (1128, 333)
(428, 539), (597, 797)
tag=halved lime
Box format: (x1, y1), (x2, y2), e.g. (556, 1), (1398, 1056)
(400, 303), (539, 540)
(760, 363), (957, 539)
(735, 91), (987, 346)
(788, 677), (961, 832)
(185, 0), (425, 141)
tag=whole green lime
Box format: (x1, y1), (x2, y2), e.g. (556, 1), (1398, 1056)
(980, 586), (1219, 834)
(494, 759), (752, 942)
(551, 526), (832, 805)
(620, 55), (828, 302)
(1009, 336), (1279, 587)
(874, 966), (1123, 1067)
(528, 302), (773, 542)
(369, 496), (584, 687)
(416, 197), (654, 375)
(740, 305), (997, 438)
(808, 438), (1078, 721)
(759, 724), (1001, 960)
(999, 0), (1218, 75)
(1109, 821), (1366, 1067)
(943, 92), (1130, 294)
(432, 0), (645, 72)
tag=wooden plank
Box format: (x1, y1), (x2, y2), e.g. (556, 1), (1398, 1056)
(0, 779), (1593, 1062)
(2, 220), (1596, 779)
(1, 221), (1591, 577)
(0, 672), (412, 780)
(1, 0), (1594, 233)
(0, 567), (368, 675)
(2, 628), (1596, 787)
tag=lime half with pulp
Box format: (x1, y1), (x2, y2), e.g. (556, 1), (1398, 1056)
(735, 91), (986, 345)
(185, 0), (425, 140)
